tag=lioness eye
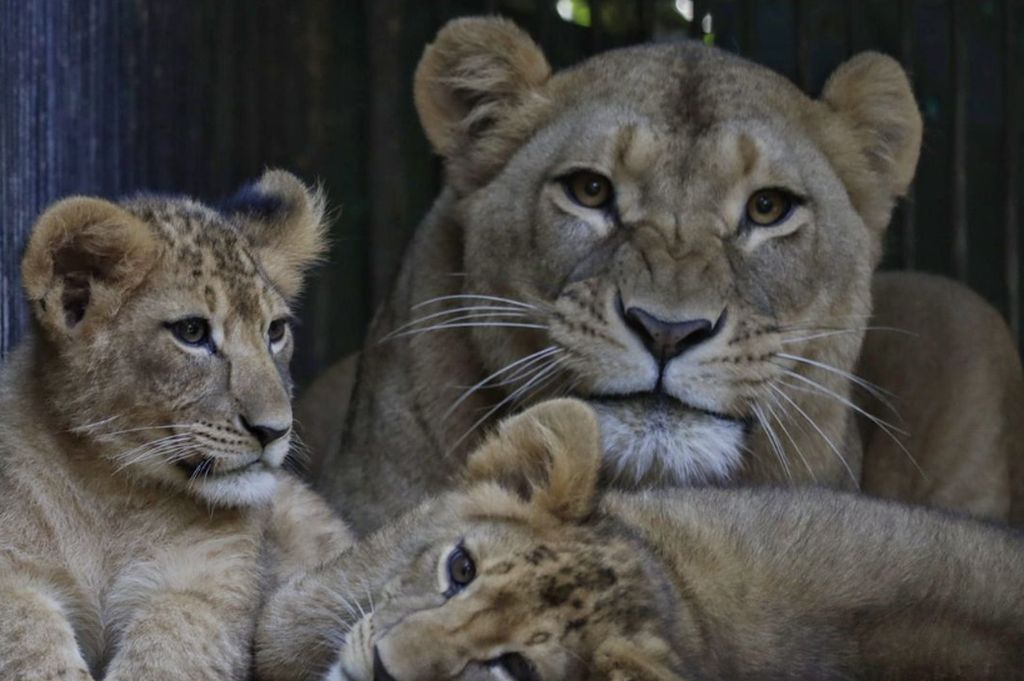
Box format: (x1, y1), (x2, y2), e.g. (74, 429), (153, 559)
(563, 170), (614, 209)
(166, 317), (211, 346)
(446, 546), (476, 590)
(268, 318), (288, 344)
(745, 189), (794, 227)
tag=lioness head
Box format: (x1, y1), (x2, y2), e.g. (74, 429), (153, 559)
(318, 400), (686, 681)
(412, 18), (921, 486)
(21, 169), (327, 507)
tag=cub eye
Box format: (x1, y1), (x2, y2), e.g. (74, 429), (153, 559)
(268, 318), (289, 344)
(745, 188), (795, 227)
(446, 546), (476, 591)
(563, 170), (614, 210)
(166, 317), (211, 346)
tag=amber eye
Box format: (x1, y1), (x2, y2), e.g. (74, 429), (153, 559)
(446, 546), (476, 590)
(563, 170), (614, 209)
(166, 317), (211, 347)
(268, 318), (288, 344)
(745, 189), (795, 227)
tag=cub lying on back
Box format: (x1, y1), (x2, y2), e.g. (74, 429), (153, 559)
(261, 400), (1024, 681)
(0, 171), (351, 681)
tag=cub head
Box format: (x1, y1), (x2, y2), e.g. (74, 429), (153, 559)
(413, 17), (922, 485)
(323, 400), (688, 681)
(21, 169), (327, 507)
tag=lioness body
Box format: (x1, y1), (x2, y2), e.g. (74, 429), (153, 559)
(0, 174), (351, 680)
(264, 401), (1024, 680)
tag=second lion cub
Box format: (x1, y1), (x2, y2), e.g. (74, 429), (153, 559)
(0, 170), (351, 681)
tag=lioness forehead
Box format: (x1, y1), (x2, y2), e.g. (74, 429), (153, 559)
(124, 196), (279, 320)
(556, 43), (805, 125)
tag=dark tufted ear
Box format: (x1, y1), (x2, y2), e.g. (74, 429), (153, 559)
(22, 197), (157, 340)
(222, 169), (329, 299)
(414, 16), (552, 192)
(815, 52), (923, 235)
(466, 398), (602, 523)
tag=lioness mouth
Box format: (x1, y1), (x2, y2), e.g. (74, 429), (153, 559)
(587, 391), (744, 425)
(176, 456), (264, 478)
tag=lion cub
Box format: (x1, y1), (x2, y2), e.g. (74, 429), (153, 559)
(0, 171), (351, 681)
(260, 399), (1024, 681)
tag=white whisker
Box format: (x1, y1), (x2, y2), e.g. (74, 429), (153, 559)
(769, 384), (858, 486)
(443, 346), (560, 420)
(383, 321), (548, 342)
(383, 307), (529, 340)
(411, 294), (537, 310)
(774, 352), (898, 413)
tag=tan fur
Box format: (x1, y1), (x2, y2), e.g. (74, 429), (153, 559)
(0, 171), (351, 680)
(262, 400), (1024, 681)
(310, 17), (935, 534)
(856, 271), (1024, 522)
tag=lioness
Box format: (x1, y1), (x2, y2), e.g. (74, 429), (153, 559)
(259, 399), (1024, 681)
(0, 171), (351, 680)
(306, 17), (1020, 534)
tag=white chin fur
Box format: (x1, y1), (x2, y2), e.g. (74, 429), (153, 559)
(324, 662), (346, 681)
(188, 468), (279, 507)
(590, 400), (745, 485)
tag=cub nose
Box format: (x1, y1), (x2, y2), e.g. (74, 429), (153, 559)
(373, 649), (400, 681)
(622, 305), (720, 361)
(239, 415), (289, 448)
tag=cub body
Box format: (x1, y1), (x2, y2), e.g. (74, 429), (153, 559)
(262, 400), (1024, 681)
(0, 172), (351, 681)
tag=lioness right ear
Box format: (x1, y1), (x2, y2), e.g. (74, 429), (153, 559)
(414, 16), (552, 192)
(466, 398), (602, 523)
(816, 52), (923, 234)
(21, 197), (156, 340)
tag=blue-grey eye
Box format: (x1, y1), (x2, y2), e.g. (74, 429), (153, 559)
(268, 318), (288, 344)
(447, 546), (476, 589)
(167, 317), (210, 346)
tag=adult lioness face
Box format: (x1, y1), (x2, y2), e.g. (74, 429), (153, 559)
(413, 18), (921, 486)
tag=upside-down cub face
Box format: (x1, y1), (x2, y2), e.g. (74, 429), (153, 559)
(326, 401), (686, 681)
(414, 18), (922, 486)
(21, 170), (327, 507)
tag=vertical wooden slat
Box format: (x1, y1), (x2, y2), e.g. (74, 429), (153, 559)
(950, 0), (968, 282)
(899, 0), (916, 269)
(1006, 0), (1020, 340)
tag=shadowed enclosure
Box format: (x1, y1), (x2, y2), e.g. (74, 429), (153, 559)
(2, 0), (1022, 388)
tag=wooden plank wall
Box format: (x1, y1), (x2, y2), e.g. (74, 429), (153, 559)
(2, 0), (1022, 390)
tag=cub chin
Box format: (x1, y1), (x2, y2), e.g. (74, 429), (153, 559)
(0, 170), (351, 681)
(260, 400), (1024, 681)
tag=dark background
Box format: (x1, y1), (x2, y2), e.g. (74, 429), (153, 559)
(2, 0), (1022, 389)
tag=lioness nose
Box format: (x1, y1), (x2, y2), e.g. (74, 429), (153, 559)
(239, 416), (289, 448)
(622, 305), (719, 361)
(373, 649), (400, 681)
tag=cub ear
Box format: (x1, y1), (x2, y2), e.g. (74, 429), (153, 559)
(817, 52), (923, 233)
(21, 197), (157, 338)
(221, 169), (329, 299)
(466, 398), (602, 523)
(414, 16), (552, 192)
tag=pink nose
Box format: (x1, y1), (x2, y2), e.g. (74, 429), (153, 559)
(622, 306), (720, 361)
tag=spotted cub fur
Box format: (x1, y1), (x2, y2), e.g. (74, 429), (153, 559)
(0, 170), (351, 681)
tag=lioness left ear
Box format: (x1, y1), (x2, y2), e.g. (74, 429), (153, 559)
(466, 398), (602, 523)
(222, 169), (329, 299)
(816, 52), (923, 233)
(414, 17), (552, 192)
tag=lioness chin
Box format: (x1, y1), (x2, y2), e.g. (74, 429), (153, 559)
(260, 399), (1024, 681)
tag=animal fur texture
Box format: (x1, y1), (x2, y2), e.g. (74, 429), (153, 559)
(260, 399), (1024, 681)
(0, 170), (352, 681)
(302, 16), (1022, 534)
